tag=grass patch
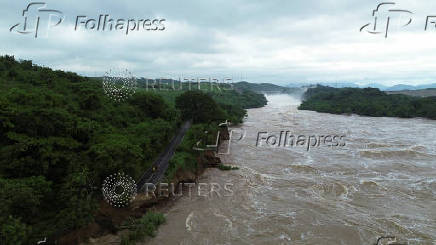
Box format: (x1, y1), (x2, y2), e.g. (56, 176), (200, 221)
(120, 212), (166, 245)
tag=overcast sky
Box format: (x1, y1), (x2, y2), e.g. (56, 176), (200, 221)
(2, 0), (436, 86)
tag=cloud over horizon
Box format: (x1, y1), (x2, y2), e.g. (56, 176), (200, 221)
(2, 0), (436, 86)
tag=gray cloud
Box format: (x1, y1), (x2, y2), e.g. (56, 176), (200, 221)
(2, 0), (436, 86)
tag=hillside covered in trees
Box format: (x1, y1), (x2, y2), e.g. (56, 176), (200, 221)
(233, 81), (304, 94)
(299, 85), (436, 119)
(0, 55), (267, 244)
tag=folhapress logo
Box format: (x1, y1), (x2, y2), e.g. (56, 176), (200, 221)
(75, 15), (165, 35)
(9, 2), (64, 38)
(10, 2), (166, 38)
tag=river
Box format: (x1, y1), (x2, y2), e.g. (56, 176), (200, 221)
(147, 94), (436, 245)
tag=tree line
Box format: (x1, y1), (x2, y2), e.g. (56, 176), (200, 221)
(0, 55), (267, 244)
(299, 85), (436, 119)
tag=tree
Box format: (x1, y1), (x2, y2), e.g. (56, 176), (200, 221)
(175, 91), (226, 123)
(129, 92), (173, 120)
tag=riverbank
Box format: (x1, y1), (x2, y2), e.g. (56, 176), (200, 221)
(140, 94), (436, 244)
(299, 85), (436, 119)
(72, 130), (228, 245)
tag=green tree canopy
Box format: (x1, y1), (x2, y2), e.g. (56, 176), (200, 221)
(175, 91), (226, 123)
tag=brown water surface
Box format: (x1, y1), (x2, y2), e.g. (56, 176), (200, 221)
(147, 94), (436, 245)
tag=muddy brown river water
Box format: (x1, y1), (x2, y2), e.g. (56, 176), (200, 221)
(147, 94), (436, 245)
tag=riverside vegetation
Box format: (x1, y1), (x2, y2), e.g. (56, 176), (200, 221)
(299, 85), (436, 119)
(0, 55), (267, 244)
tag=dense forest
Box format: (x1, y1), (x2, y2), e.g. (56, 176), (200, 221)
(0, 55), (267, 244)
(233, 81), (304, 94)
(299, 85), (436, 119)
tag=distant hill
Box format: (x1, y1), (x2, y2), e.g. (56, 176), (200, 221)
(367, 83), (436, 91)
(385, 84), (418, 91)
(299, 85), (436, 119)
(287, 82), (359, 88)
(286, 82), (436, 91)
(365, 83), (388, 90)
(234, 81), (304, 94)
(387, 88), (436, 97)
(416, 83), (436, 89)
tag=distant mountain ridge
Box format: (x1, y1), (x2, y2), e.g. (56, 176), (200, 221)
(286, 82), (436, 91)
(387, 88), (436, 97)
(234, 81), (292, 93)
(233, 81), (306, 97)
